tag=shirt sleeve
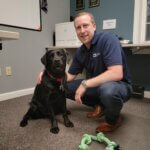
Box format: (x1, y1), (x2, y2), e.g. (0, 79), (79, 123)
(68, 50), (84, 75)
(101, 33), (122, 67)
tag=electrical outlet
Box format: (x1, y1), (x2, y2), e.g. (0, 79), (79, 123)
(6, 66), (12, 76)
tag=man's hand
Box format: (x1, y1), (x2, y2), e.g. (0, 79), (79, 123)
(75, 84), (86, 104)
(37, 71), (43, 84)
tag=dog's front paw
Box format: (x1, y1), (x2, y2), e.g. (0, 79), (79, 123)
(20, 120), (28, 127)
(50, 127), (59, 134)
(65, 121), (74, 128)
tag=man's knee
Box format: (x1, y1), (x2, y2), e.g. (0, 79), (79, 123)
(98, 82), (117, 99)
(66, 79), (83, 100)
(97, 81), (123, 107)
(67, 79), (82, 93)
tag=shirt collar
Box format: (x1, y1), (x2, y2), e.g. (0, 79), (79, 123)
(81, 31), (99, 51)
(91, 31), (99, 46)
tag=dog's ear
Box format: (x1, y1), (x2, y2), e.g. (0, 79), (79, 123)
(45, 48), (49, 52)
(41, 48), (49, 66)
(63, 49), (71, 64)
(41, 52), (47, 66)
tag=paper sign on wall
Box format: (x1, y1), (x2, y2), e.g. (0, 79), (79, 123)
(103, 19), (116, 29)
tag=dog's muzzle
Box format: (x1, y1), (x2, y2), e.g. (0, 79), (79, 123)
(53, 60), (65, 69)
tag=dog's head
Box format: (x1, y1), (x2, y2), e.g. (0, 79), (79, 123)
(41, 49), (67, 77)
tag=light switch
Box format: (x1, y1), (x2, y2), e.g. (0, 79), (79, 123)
(6, 66), (12, 76)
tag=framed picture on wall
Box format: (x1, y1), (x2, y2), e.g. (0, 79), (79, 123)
(89, 0), (100, 8)
(76, 0), (85, 11)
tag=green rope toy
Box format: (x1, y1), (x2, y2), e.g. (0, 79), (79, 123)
(78, 132), (120, 150)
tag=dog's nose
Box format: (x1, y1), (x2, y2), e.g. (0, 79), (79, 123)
(54, 59), (60, 64)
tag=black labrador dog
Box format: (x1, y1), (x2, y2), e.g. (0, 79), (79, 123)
(20, 49), (74, 134)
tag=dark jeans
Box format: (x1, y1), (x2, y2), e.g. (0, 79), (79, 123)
(66, 79), (133, 124)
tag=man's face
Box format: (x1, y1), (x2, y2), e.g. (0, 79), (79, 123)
(74, 15), (96, 48)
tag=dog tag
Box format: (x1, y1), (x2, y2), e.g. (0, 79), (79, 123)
(59, 85), (65, 91)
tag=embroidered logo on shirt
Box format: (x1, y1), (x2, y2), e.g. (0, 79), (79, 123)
(93, 53), (100, 58)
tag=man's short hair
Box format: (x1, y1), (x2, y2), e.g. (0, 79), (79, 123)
(74, 12), (96, 24)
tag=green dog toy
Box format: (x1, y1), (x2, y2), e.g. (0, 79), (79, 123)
(78, 132), (120, 150)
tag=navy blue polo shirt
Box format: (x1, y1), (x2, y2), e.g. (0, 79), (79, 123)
(68, 32), (131, 84)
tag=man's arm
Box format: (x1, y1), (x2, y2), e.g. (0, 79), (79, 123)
(37, 71), (77, 84)
(85, 65), (123, 88)
(66, 72), (77, 82)
(75, 65), (123, 104)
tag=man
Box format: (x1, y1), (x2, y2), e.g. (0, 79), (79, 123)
(66, 12), (132, 133)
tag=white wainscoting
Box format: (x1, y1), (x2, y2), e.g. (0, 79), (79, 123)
(0, 88), (34, 102)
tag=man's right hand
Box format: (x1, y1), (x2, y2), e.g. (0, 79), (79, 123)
(37, 71), (43, 84)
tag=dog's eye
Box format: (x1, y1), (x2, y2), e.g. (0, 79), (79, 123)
(50, 53), (54, 58)
(57, 51), (62, 56)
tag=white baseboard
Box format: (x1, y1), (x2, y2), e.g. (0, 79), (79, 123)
(0, 88), (34, 102)
(0, 88), (149, 102)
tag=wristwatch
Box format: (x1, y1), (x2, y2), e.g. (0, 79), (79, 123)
(81, 80), (88, 89)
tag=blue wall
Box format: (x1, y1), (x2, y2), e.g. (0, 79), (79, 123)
(70, 0), (134, 41)
(70, 0), (150, 91)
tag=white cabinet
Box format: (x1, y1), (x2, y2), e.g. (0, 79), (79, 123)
(55, 22), (81, 47)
